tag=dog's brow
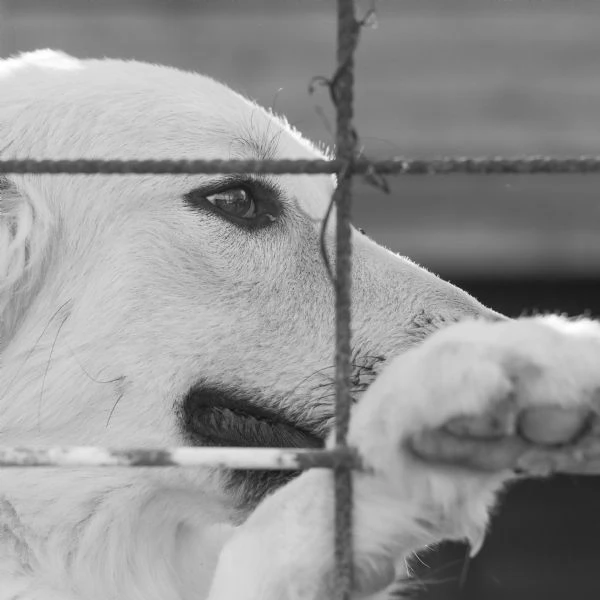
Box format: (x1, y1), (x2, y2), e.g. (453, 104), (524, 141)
(235, 127), (281, 162)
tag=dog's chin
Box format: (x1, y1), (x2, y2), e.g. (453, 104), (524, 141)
(181, 384), (325, 509)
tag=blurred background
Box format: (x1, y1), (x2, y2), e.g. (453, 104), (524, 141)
(2, 1), (600, 598)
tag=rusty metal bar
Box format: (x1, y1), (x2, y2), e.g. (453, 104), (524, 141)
(0, 446), (360, 469)
(333, 2), (359, 600)
(2, 156), (600, 175)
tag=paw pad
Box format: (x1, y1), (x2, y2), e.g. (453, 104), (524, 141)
(408, 403), (599, 475)
(517, 405), (592, 446)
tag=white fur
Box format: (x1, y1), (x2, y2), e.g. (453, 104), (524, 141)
(1, 50), (598, 600)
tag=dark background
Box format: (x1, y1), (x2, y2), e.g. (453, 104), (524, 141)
(2, 1), (600, 598)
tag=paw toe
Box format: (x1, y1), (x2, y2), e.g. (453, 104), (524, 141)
(517, 405), (593, 446)
(443, 398), (517, 440)
(408, 405), (598, 474)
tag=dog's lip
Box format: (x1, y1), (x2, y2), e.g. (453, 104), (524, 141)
(181, 385), (325, 449)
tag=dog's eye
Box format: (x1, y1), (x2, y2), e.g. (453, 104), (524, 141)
(206, 188), (256, 219)
(184, 184), (278, 228)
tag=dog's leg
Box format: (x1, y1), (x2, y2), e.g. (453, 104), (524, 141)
(206, 316), (600, 600)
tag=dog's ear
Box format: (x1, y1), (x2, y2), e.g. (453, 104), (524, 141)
(0, 176), (52, 342)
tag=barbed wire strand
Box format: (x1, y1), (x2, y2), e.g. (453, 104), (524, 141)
(2, 156), (600, 175)
(333, 2), (359, 600)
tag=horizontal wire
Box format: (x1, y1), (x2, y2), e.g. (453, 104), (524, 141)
(2, 156), (600, 175)
(0, 446), (361, 470)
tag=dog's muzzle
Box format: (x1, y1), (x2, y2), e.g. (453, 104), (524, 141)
(181, 384), (324, 449)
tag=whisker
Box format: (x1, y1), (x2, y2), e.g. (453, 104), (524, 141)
(37, 311), (70, 431)
(392, 556), (472, 593)
(65, 342), (123, 385)
(106, 389), (125, 428)
(2, 299), (72, 401)
(279, 364), (336, 404)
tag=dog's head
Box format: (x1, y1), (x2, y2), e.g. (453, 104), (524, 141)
(0, 50), (498, 508)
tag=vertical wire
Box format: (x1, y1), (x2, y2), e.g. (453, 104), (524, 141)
(333, 2), (358, 600)
(0, 0), (9, 56)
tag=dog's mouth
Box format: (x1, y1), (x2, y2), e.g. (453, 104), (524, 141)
(182, 384), (324, 449)
(181, 383), (325, 508)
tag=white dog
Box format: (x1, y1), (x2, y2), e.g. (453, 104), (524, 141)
(1, 50), (599, 600)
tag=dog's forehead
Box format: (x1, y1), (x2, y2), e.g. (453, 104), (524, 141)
(2, 52), (315, 151)
(1, 51), (335, 219)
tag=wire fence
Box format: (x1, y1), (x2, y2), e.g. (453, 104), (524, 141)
(1, 2), (599, 599)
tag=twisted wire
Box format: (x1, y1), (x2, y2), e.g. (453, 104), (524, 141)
(2, 156), (600, 175)
(332, 2), (359, 599)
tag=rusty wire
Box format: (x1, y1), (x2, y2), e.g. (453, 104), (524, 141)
(0, 446), (361, 469)
(330, 2), (359, 600)
(2, 156), (600, 175)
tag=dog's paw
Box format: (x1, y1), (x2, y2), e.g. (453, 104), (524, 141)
(405, 316), (600, 476)
(347, 316), (600, 552)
